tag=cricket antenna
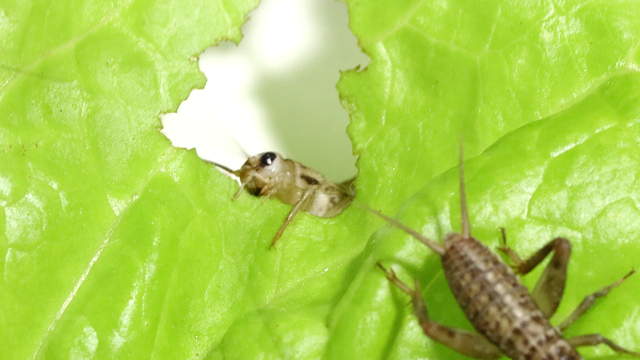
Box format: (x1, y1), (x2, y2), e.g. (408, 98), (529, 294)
(232, 139), (250, 159)
(207, 159), (239, 177)
(354, 202), (445, 255)
(459, 142), (471, 239)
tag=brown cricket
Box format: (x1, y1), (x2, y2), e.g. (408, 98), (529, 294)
(368, 153), (639, 360)
(209, 151), (354, 248)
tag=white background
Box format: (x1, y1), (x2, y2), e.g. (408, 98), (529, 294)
(161, 0), (368, 181)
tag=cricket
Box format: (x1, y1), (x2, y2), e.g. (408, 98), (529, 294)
(208, 151), (355, 248)
(367, 151), (639, 360)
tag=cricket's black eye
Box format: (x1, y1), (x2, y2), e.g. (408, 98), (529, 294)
(259, 152), (277, 166)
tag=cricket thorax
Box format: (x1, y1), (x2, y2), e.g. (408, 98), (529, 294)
(442, 236), (581, 360)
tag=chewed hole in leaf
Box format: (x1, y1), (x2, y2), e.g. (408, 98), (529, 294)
(161, 0), (368, 182)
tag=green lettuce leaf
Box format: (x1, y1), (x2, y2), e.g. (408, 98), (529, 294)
(2, 0), (640, 360)
(0, 0), (260, 358)
(330, 74), (640, 360)
(331, 1), (640, 359)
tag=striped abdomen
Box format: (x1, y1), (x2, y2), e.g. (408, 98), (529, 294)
(442, 236), (580, 360)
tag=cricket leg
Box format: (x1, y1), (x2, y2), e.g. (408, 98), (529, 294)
(558, 269), (635, 332)
(377, 263), (502, 360)
(497, 230), (571, 318)
(568, 333), (640, 357)
(269, 189), (314, 249)
(232, 182), (246, 200)
(496, 227), (523, 265)
(258, 183), (275, 197)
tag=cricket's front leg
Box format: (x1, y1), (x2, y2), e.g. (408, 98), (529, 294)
(269, 189), (315, 249)
(497, 229), (571, 318)
(258, 183), (275, 198)
(232, 182), (247, 200)
(377, 263), (502, 360)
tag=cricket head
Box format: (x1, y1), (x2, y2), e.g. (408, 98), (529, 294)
(209, 151), (288, 197)
(237, 151), (287, 196)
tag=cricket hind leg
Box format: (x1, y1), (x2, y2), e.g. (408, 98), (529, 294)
(568, 334), (640, 357)
(497, 230), (571, 319)
(377, 263), (502, 360)
(558, 269), (635, 332)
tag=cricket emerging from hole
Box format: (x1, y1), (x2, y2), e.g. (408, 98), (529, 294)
(366, 150), (639, 360)
(209, 151), (355, 248)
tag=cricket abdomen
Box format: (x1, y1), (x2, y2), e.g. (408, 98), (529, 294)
(442, 236), (581, 360)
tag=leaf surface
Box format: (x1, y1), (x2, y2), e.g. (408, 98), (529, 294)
(2, 1), (640, 360)
(331, 1), (640, 358)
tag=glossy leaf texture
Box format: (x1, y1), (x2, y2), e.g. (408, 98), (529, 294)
(341, 0), (640, 212)
(0, 0), (261, 358)
(330, 74), (640, 359)
(333, 0), (640, 359)
(2, 1), (640, 360)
